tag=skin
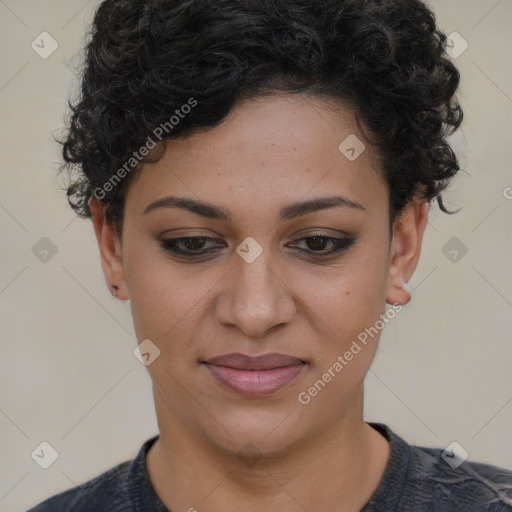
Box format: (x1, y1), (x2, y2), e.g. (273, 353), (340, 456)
(89, 93), (428, 511)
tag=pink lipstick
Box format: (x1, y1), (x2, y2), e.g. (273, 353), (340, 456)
(203, 353), (307, 397)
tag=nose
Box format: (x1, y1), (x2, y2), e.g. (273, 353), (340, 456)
(214, 250), (296, 338)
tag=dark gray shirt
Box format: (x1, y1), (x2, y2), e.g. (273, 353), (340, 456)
(27, 422), (512, 511)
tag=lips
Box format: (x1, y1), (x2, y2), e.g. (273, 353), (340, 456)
(203, 352), (307, 397)
(205, 352), (305, 370)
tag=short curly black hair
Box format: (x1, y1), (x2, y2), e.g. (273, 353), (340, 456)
(57, 0), (463, 236)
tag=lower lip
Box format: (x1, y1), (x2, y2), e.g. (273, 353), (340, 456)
(204, 363), (306, 397)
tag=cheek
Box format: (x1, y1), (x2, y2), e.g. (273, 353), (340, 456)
(122, 239), (191, 340)
(298, 246), (389, 337)
(128, 273), (204, 343)
(297, 249), (390, 390)
(295, 264), (389, 412)
(124, 240), (228, 361)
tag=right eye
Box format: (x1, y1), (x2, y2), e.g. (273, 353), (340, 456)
(159, 236), (225, 257)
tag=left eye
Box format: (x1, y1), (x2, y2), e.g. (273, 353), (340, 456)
(290, 235), (354, 255)
(159, 234), (355, 259)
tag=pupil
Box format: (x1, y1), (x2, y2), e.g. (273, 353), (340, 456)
(307, 236), (327, 251)
(186, 237), (204, 250)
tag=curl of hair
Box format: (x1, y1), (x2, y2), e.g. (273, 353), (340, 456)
(56, 0), (463, 233)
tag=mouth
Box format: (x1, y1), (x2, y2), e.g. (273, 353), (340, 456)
(202, 353), (308, 397)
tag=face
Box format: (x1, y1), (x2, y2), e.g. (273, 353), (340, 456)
(90, 93), (427, 457)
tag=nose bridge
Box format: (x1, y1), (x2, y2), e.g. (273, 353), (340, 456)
(237, 250), (276, 302)
(217, 244), (295, 337)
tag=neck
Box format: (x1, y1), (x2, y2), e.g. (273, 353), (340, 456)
(146, 386), (389, 512)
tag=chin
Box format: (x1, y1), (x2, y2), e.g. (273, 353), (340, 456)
(203, 407), (306, 459)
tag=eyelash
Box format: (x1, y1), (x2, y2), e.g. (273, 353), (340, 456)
(159, 234), (355, 260)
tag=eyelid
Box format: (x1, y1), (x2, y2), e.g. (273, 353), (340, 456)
(289, 228), (352, 239)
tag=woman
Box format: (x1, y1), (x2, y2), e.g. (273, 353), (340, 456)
(28, 0), (512, 510)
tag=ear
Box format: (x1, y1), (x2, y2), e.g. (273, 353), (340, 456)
(88, 197), (128, 300)
(385, 198), (428, 306)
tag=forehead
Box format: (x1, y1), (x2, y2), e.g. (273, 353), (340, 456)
(124, 93), (387, 218)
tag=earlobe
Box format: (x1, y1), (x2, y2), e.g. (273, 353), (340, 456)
(385, 199), (428, 306)
(88, 197), (128, 300)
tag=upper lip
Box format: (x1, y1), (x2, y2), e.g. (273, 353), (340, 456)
(203, 353), (305, 370)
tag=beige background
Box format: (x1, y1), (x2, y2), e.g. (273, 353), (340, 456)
(0, 1), (511, 511)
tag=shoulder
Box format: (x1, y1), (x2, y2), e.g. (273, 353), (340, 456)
(26, 435), (162, 512)
(26, 460), (132, 512)
(367, 422), (512, 512)
(406, 439), (512, 510)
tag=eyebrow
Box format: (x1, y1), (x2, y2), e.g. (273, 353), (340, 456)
(142, 195), (366, 221)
